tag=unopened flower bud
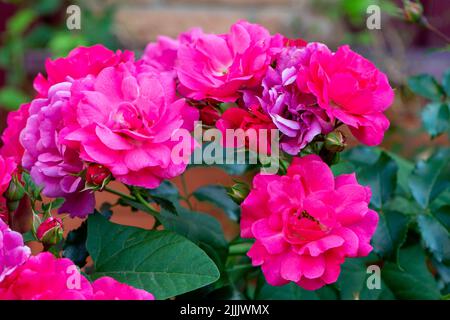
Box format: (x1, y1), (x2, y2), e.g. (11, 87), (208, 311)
(227, 181), (250, 205)
(200, 105), (221, 126)
(36, 217), (63, 246)
(403, 0), (423, 24)
(5, 179), (25, 202)
(324, 131), (346, 153)
(86, 164), (111, 188)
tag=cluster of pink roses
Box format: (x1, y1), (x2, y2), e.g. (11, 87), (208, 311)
(0, 161), (153, 300)
(0, 20), (393, 295)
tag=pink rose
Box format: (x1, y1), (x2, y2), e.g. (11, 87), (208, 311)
(92, 277), (155, 300)
(296, 43), (394, 145)
(0, 252), (155, 300)
(0, 218), (31, 282)
(241, 155), (378, 290)
(142, 35), (179, 73)
(0, 252), (93, 300)
(33, 45), (134, 97)
(216, 106), (277, 155)
(20, 82), (95, 218)
(65, 61), (198, 189)
(0, 155), (16, 196)
(177, 20), (283, 102)
(0, 103), (30, 165)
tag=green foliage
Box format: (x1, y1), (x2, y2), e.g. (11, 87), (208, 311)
(372, 210), (410, 262)
(193, 185), (240, 222)
(87, 213), (220, 300)
(408, 69), (450, 138)
(408, 148), (450, 209)
(382, 246), (441, 300)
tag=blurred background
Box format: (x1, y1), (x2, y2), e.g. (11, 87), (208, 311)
(0, 0), (449, 244)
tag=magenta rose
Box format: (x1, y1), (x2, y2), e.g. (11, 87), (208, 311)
(33, 44), (134, 97)
(296, 43), (394, 146)
(65, 61), (198, 189)
(92, 277), (155, 300)
(176, 20), (283, 102)
(241, 155), (378, 290)
(0, 252), (155, 300)
(0, 218), (31, 282)
(0, 103), (30, 165)
(216, 106), (277, 155)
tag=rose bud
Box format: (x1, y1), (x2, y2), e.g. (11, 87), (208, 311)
(5, 178), (25, 202)
(227, 181), (250, 205)
(403, 0), (423, 24)
(324, 131), (347, 153)
(200, 105), (221, 126)
(36, 217), (63, 246)
(86, 164), (111, 189)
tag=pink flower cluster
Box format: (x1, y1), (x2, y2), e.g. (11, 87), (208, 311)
(0, 219), (30, 282)
(0, 252), (154, 300)
(241, 155), (378, 290)
(1, 44), (198, 217)
(143, 21), (393, 154)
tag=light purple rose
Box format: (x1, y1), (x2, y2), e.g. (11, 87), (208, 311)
(20, 82), (95, 218)
(0, 219), (30, 282)
(244, 47), (333, 155)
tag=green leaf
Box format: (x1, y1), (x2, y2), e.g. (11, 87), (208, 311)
(421, 102), (450, 138)
(193, 185), (240, 222)
(372, 210), (410, 261)
(7, 9), (36, 36)
(434, 205), (450, 230)
(382, 246), (441, 299)
(87, 213), (220, 300)
(256, 282), (320, 300)
(418, 211), (450, 263)
(0, 87), (28, 110)
(408, 74), (444, 101)
(337, 258), (394, 300)
(341, 146), (379, 167)
(442, 68), (450, 97)
(408, 148), (450, 209)
(63, 221), (88, 268)
(146, 181), (180, 213)
(357, 152), (398, 209)
(159, 207), (228, 270)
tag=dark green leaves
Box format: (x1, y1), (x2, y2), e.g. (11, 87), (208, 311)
(193, 185), (240, 221)
(408, 149), (450, 209)
(421, 102), (450, 138)
(372, 210), (410, 261)
(418, 210), (450, 264)
(382, 246), (441, 300)
(408, 70), (450, 138)
(358, 152), (398, 209)
(63, 222), (89, 268)
(159, 207), (228, 270)
(87, 214), (220, 299)
(408, 74), (443, 101)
